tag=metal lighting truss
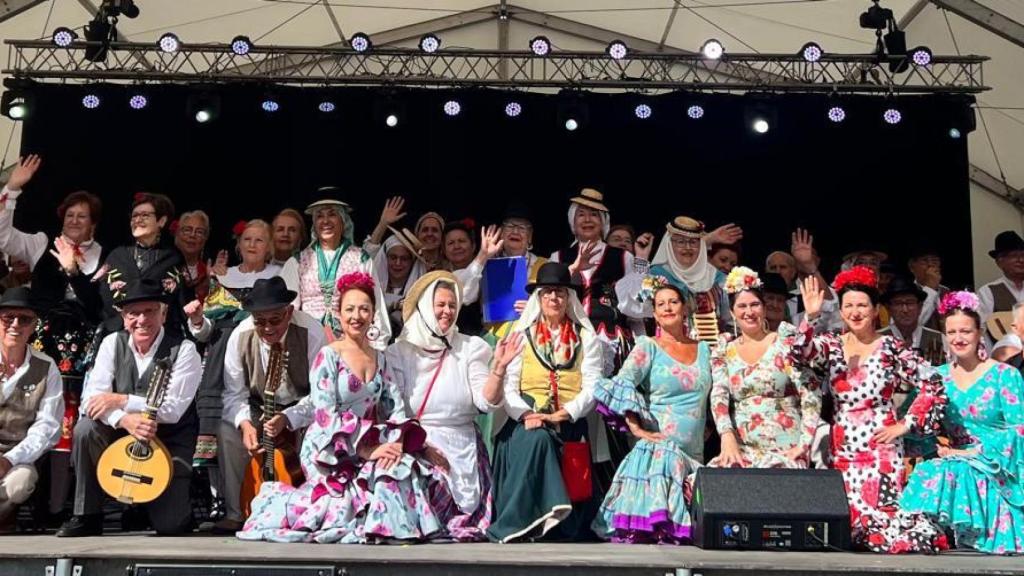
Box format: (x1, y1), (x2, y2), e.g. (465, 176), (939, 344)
(4, 40), (987, 94)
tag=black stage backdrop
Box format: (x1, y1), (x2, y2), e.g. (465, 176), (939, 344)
(15, 84), (974, 286)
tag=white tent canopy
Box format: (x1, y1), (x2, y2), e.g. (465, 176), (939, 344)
(1, 0), (1021, 283)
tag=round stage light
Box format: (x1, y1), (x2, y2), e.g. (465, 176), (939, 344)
(158, 33), (180, 53)
(385, 113), (399, 127)
(701, 39), (724, 60)
(828, 106), (846, 123)
(505, 101), (522, 117)
(634, 104), (652, 119)
(7, 99), (27, 120)
(443, 100), (462, 116)
(419, 34), (441, 54)
(564, 118), (578, 131)
(82, 94), (101, 109)
(351, 33), (371, 53)
(318, 101), (336, 113)
(752, 118), (770, 134)
(949, 127), (961, 139)
(53, 27), (77, 48)
(530, 36), (551, 56)
(687, 104), (705, 119)
(262, 98), (280, 113)
(129, 94), (148, 110)
(801, 42), (823, 63)
(231, 35), (253, 56)
(883, 108), (902, 125)
(607, 40), (628, 60)
(911, 46), (932, 67)
(195, 109), (212, 123)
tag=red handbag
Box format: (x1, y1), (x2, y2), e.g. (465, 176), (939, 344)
(561, 440), (593, 502)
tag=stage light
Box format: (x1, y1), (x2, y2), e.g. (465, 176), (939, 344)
(530, 36), (551, 56)
(827, 106), (846, 123)
(911, 46), (932, 66)
(84, 15), (113, 62)
(261, 96), (280, 113)
(82, 93), (101, 109)
(505, 101), (522, 117)
(949, 127), (961, 139)
(634, 104), (652, 119)
(129, 94), (148, 110)
(1, 91), (30, 120)
(564, 118), (578, 131)
(701, 39), (724, 60)
(557, 94), (588, 132)
(188, 92), (220, 124)
(606, 40), (628, 60)
(385, 114), (398, 127)
(752, 118), (769, 133)
(318, 101), (336, 113)
(687, 104), (705, 119)
(801, 42), (823, 63)
(195, 110), (211, 123)
(419, 34), (441, 54)
(883, 108), (902, 125)
(443, 100), (461, 117)
(158, 33), (180, 53)
(231, 35), (253, 56)
(53, 27), (77, 47)
(351, 33), (371, 53)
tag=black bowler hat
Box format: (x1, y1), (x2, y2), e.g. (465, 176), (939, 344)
(242, 277), (297, 313)
(525, 262), (582, 296)
(989, 231), (1024, 259)
(116, 278), (170, 308)
(761, 273), (790, 297)
(0, 287), (40, 315)
(881, 275), (927, 304)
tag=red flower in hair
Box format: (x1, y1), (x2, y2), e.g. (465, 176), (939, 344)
(335, 271), (375, 295)
(232, 220), (248, 237)
(169, 219), (180, 234)
(460, 218), (476, 230)
(133, 192), (146, 202)
(832, 265), (878, 292)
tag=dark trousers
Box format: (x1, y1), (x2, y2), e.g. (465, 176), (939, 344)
(71, 417), (196, 535)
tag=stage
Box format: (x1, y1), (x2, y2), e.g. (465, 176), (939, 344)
(0, 535), (1021, 576)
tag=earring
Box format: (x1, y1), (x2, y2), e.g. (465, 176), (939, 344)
(977, 344), (988, 361)
(762, 319), (770, 334)
(367, 325), (381, 341)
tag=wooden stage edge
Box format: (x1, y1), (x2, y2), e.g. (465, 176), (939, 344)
(0, 535), (1021, 576)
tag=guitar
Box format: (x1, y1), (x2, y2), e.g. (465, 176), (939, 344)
(96, 358), (174, 505)
(240, 343), (305, 518)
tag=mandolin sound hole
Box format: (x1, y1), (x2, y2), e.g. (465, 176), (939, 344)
(124, 441), (153, 460)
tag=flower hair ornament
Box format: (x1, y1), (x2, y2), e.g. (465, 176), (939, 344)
(231, 220), (248, 240)
(636, 274), (671, 304)
(725, 266), (763, 295)
(831, 265), (878, 292)
(938, 290), (980, 316)
(335, 271), (376, 295)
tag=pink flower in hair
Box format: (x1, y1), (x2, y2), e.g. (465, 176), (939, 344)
(335, 271), (375, 295)
(938, 290), (980, 316)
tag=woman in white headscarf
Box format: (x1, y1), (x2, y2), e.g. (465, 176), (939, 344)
(385, 270), (521, 541)
(616, 216), (742, 344)
(488, 262), (605, 543)
(372, 227), (426, 338)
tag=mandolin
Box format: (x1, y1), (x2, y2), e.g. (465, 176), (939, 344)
(240, 343), (304, 518)
(96, 358), (174, 505)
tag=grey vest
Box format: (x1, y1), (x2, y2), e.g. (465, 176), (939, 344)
(239, 325), (309, 423)
(0, 354), (52, 455)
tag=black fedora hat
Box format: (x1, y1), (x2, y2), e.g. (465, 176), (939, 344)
(989, 231), (1024, 259)
(525, 262), (582, 296)
(881, 275), (927, 304)
(0, 287), (40, 315)
(242, 277), (297, 313)
(116, 278), (171, 308)
(761, 272), (790, 297)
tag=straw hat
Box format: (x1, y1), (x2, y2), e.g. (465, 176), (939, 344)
(401, 270), (462, 323)
(569, 188), (609, 212)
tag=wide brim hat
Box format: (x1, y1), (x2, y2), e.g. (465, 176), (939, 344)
(569, 188), (609, 213)
(116, 278), (172, 308)
(989, 231), (1024, 259)
(304, 197), (352, 216)
(387, 226), (426, 263)
(402, 270), (461, 323)
(666, 216), (706, 238)
(760, 273), (790, 297)
(0, 287), (41, 315)
(242, 276), (298, 313)
(524, 262), (583, 297)
(842, 248), (889, 264)
(880, 275), (927, 304)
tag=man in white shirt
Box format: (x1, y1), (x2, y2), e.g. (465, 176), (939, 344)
(978, 231), (1024, 346)
(0, 288), (62, 532)
(57, 279), (202, 537)
(214, 277), (323, 533)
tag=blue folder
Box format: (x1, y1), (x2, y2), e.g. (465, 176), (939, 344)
(482, 256), (529, 324)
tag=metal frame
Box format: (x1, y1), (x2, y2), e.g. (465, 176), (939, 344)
(3, 40), (988, 93)
(929, 0), (1024, 50)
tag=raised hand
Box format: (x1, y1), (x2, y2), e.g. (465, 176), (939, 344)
(477, 225), (504, 261)
(799, 275), (825, 319)
(634, 232), (655, 261)
(791, 228), (816, 268)
(211, 250), (229, 276)
(50, 236), (79, 275)
(7, 155), (42, 191)
(570, 241), (599, 275)
(378, 196), (406, 227)
(706, 223), (743, 246)
(493, 332), (524, 371)
(183, 299), (204, 326)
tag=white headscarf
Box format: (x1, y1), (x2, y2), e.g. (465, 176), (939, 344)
(567, 203), (610, 245)
(398, 276), (462, 351)
(375, 235), (426, 307)
(652, 231), (718, 293)
(513, 285), (595, 335)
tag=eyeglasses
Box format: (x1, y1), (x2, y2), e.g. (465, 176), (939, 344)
(540, 289), (568, 300)
(123, 306), (162, 320)
(670, 237), (701, 248)
(502, 222), (532, 233)
(131, 211), (156, 222)
(178, 226), (208, 238)
(253, 313), (287, 328)
(0, 313), (36, 326)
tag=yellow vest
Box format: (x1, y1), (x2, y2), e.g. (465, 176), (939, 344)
(519, 335), (583, 413)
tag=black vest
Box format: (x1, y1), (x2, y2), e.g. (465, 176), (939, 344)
(112, 331), (197, 438)
(557, 244), (628, 336)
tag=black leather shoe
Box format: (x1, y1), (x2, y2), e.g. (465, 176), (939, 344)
(56, 515), (103, 537)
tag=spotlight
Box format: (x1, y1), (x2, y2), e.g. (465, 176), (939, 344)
(350, 32), (371, 53)
(565, 118), (578, 131)
(883, 108), (902, 125)
(1, 91), (30, 120)
(701, 39), (724, 60)
(949, 127), (961, 139)
(687, 104), (705, 119)
(504, 101), (522, 117)
(52, 27), (77, 47)
(385, 114), (399, 127)
(318, 101), (336, 113)
(557, 94), (588, 132)
(911, 46), (932, 66)
(158, 33), (180, 53)
(231, 35), (253, 56)
(859, 1), (894, 31)
(443, 100), (461, 117)
(744, 100), (776, 135)
(752, 118), (769, 133)
(606, 40), (628, 60)
(106, 0), (140, 19)
(419, 34), (441, 54)
(128, 93), (148, 110)
(84, 15), (113, 62)
(634, 104), (652, 119)
(261, 95), (281, 113)
(827, 106), (846, 123)
(187, 92), (220, 124)
(801, 42), (823, 63)
(530, 36), (551, 56)
(82, 93), (101, 109)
